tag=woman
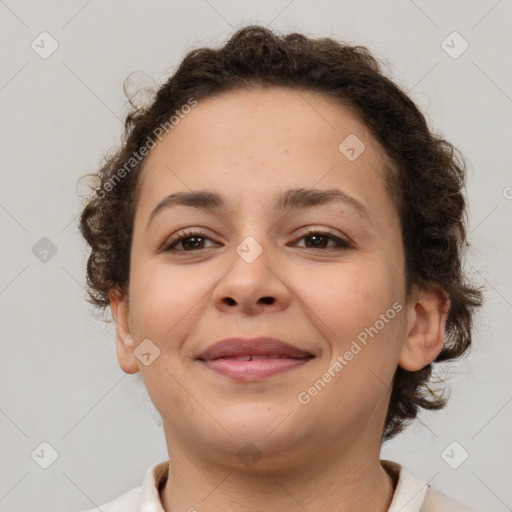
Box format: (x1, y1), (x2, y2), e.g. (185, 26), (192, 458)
(78, 25), (484, 512)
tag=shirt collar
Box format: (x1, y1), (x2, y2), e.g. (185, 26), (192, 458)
(136, 459), (428, 512)
(382, 459), (429, 512)
(135, 460), (168, 512)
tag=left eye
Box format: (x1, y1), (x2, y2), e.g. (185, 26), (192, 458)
(293, 231), (351, 250)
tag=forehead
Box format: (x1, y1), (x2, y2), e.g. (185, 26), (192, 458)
(135, 86), (395, 220)
(145, 86), (373, 161)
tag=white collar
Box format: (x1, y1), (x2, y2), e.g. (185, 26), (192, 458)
(381, 459), (429, 512)
(130, 459), (429, 512)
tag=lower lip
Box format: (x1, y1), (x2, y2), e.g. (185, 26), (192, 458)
(200, 358), (312, 381)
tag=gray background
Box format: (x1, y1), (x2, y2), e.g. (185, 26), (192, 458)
(0, 0), (510, 510)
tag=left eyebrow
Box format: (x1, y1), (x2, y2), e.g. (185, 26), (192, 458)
(276, 187), (372, 222)
(147, 187), (373, 227)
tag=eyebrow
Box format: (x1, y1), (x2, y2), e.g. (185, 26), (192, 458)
(147, 187), (373, 226)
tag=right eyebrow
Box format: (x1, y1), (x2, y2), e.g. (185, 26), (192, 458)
(147, 190), (224, 227)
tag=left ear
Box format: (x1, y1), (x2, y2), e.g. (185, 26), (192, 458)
(398, 283), (451, 371)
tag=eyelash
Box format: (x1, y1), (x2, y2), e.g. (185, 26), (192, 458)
(161, 228), (352, 253)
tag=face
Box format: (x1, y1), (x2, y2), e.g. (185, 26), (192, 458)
(111, 86), (445, 469)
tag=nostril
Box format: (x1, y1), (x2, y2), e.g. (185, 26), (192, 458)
(223, 297), (274, 306)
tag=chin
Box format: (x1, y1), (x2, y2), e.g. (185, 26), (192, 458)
(207, 410), (308, 457)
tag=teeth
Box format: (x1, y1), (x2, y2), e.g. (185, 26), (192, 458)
(225, 354), (291, 361)
(232, 355), (251, 361)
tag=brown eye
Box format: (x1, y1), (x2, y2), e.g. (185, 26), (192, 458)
(175, 235), (207, 251)
(294, 230), (351, 250)
(162, 230), (218, 252)
(303, 233), (331, 249)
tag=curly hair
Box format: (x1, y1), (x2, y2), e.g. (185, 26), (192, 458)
(79, 25), (483, 442)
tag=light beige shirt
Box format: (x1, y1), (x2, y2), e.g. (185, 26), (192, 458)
(79, 459), (485, 512)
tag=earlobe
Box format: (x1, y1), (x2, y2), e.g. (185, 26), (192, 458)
(398, 284), (451, 372)
(108, 288), (140, 374)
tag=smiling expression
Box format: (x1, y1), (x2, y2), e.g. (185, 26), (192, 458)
(111, 86), (420, 467)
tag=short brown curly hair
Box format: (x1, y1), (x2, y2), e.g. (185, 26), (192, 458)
(79, 25), (482, 442)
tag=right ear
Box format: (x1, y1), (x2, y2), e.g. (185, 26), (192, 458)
(108, 288), (140, 374)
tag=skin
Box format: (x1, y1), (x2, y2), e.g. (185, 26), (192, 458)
(109, 86), (450, 512)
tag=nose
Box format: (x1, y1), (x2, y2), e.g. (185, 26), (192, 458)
(212, 240), (292, 315)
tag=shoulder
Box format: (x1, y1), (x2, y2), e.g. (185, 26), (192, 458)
(76, 487), (140, 512)
(381, 459), (492, 512)
(422, 486), (491, 512)
(73, 459), (169, 512)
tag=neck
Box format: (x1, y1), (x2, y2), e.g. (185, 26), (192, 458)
(159, 437), (396, 512)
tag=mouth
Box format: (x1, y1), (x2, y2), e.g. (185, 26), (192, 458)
(196, 337), (315, 382)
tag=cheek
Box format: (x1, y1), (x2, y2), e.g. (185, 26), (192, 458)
(303, 259), (400, 340)
(297, 262), (405, 422)
(127, 256), (204, 343)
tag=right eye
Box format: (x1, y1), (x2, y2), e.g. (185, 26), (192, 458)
(161, 229), (220, 252)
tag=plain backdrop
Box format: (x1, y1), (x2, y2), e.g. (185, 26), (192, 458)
(0, 1), (511, 511)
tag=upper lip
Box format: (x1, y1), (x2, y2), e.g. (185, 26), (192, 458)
(196, 337), (315, 361)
